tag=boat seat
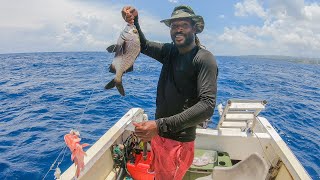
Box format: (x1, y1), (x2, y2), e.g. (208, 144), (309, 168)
(195, 153), (269, 180)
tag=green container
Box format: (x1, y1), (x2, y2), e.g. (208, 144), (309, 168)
(217, 152), (232, 167)
(183, 149), (232, 180)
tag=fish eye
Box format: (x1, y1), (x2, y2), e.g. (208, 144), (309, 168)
(133, 29), (138, 34)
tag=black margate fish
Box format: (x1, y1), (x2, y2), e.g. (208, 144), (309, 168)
(105, 24), (140, 96)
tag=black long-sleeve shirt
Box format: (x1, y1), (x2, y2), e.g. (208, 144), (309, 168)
(134, 17), (218, 142)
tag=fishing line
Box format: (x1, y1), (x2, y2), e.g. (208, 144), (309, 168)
(243, 67), (275, 167)
(2, 79), (73, 180)
(74, 12), (132, 130)
(253, 130), (273, 166)
(42, 146), (67, 180)
(47, 55), (108, 179)
(43, 51), (111, 179)
(44, 13), (133, 178)
(2, 58), (82, 180)
(249, 60), (283, 167)
(14, 57), (94, 149)
(255, 116), (278, 165)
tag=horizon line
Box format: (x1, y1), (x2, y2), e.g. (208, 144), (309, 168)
(1, 51), (319, 60)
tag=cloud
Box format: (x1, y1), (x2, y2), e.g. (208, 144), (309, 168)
(235, 0), (267, 18)
(267, 0), (305, 19)
(1, 0), (319, 57)
(168, 0), (179, 3)
(219, 15), (225, 19)
(219, 27), (264, 47)
(0, 0), (168, 54)
(219, 0), (320, 57)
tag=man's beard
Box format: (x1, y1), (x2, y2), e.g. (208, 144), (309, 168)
(171, 32), (194, 48)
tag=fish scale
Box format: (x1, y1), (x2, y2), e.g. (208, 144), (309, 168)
(122, 42), (140, 71)
(105, 24), (141, 96)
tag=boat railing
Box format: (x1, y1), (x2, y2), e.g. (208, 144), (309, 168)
(217, 99), (267, 132)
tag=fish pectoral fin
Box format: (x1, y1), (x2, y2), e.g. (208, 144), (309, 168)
(105, 79), (116, 89)
(109, 64), (116, 73)
(125, 65), (133, 73)
(118, 41), (127, 55)
(106, 44), (118, 53)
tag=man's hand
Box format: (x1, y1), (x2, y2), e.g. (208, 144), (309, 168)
(133, 121), (158, 142)
(121, 6), (138, 24)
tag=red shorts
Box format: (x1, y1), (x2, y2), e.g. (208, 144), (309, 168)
(150, 135), (194, 180)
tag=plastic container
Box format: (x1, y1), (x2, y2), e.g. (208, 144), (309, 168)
(126, 152), (155, 180)
(183, 149), (232, 180)
(217, 152), (232, 167)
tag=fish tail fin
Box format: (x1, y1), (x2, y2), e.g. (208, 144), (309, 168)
(116, 83), (125, 96)
(105, 79), (116, 90)
(104, 79), (125, 96)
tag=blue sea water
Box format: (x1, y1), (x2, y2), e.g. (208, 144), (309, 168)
(0, 52), (319, 179)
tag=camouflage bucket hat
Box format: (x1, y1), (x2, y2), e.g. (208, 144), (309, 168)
(160, 5), (205, 34)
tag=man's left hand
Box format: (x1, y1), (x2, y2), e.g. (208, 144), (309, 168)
(133, 121), (158, 142)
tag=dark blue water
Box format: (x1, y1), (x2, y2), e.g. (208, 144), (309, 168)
(0, 52), (319, 179)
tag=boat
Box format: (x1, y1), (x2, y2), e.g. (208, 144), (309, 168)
(58, 99), (311, 180)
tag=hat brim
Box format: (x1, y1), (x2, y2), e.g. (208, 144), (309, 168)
(160, 15), (204, 34)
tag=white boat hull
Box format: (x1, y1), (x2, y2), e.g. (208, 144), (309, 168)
(59, 107), (310, 180)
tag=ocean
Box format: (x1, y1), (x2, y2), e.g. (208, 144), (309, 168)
(0, 52), (319, 179)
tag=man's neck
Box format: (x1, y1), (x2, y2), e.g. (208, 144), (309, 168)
(177, 42), (196, 54)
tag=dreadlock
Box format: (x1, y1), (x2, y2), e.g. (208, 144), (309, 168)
(195, 34), (206, 49)
(190, 19), (205, 49)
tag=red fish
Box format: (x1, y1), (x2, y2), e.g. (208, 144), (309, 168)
(64, 130), (89, 178)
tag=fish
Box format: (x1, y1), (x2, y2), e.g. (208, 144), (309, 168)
(64, 130), (89, 178)
(105, 24), (140, 96)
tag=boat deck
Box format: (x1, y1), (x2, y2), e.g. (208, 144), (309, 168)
(59, 103), (311, 180)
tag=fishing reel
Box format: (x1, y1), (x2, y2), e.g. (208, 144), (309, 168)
(112, 133), (140, 167)
(112, 144), (125, 168)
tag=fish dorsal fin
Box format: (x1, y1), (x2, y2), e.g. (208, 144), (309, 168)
(106, 44), (119, 53)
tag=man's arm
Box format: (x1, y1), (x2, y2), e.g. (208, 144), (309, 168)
(134, 16), (171, 64)
(122, 6), (170, 63)
(156, 51), (218, 134)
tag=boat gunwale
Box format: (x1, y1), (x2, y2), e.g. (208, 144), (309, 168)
(59, 108), (311, 180)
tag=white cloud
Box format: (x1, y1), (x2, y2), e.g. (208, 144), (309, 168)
(235, 0), (267, 18)
(267, 0), (305, 19)
(219, 15), (225, 19)
(0, 0), (168, 54)
(168, 0), (179, 3)
(219, 27), (264, 47)
(218, 0), (320, 57)
(1, 0), (319, 57)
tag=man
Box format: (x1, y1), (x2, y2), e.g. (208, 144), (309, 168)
(122, 5), (218, 179)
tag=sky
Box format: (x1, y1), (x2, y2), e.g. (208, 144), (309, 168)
(1, 0), (320, 57)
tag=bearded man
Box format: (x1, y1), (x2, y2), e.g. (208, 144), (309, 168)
(122, 5), (218, 179)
